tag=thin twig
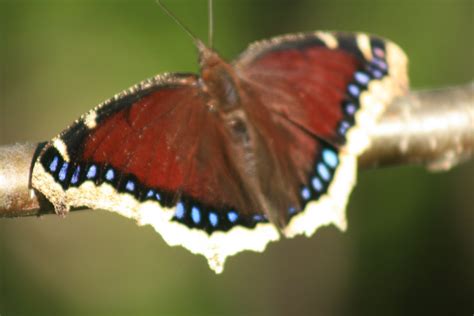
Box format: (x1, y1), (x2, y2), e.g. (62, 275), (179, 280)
(0, 82), (472, 218)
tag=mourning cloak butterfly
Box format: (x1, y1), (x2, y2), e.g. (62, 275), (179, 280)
(32, 31), (408, 273)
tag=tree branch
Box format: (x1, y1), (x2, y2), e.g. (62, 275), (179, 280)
(360, 82), (473, 170)
(1, 82), (472, 218)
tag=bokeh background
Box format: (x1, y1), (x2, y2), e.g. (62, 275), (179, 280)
(1, 0), (473, 315)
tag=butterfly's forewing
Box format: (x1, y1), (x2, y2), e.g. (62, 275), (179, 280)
(235, 32), (408, 237)
(32, 73), (279, 273)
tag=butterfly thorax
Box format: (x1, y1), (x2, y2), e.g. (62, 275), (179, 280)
(199, 46), (241, 112)
(198, 44), (253, 144)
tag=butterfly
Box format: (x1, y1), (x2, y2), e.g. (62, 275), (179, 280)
(32, 29), (408, 273)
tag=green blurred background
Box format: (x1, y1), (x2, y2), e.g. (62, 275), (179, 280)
(1, 0), (473, 315)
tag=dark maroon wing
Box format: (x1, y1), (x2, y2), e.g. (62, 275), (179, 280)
(234, 32), (408, 235)
(236, 32), (408, 146)
(32, 73), (280, 273)
(32, 73), (269, 233)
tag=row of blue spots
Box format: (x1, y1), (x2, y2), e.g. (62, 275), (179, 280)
(300, 148), (339, 201)
(47, 155), (84, 186)
(345, 69), (377, 122)
(83, 165), (138, 195)
(85, 165), (115, 183)
(45, 155), (164, 202)
(314, 148), (339, 186)
(302, 175), (324, 202)
(174, 202), (240, 227)
(206, 210), (239, 227)
(81, 164), (137, 195)
(344, 71), (368, 118)
(47, 155), (97, 187)
(340, 68), (377, 138)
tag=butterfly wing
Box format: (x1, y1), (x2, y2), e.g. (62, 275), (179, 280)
(32, 73), (279, 273)
(234, 31), (408, 237)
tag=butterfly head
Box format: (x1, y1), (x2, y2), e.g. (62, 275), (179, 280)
(197, 40), (222, 69)
(197, 41), (242, 111)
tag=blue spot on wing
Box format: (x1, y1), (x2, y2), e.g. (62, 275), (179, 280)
(317, 163), (331, 182)
(58, 162), (69, 181)
(49, 156), (59, 172)
(369, 65), (384, 79)
(253, 214), (266, 222)
(146, 190), (161, 201)
(373, 58), (387, 70)
(339, 120), (351, 135)
(71, 166), (80, 184)
(322, 149), (338, 168)
(146, 189), (155, 198)
(125, 180), (135, 192)
(355, 71), (370, 85)
(208, 212), (218, 227)
(105, 168), (115, 181)
(372, 69), (383, 78)
(175, 202), (185, 219)
(86, 165), (97, 179)
(227, 210), (238, 223)
(312, 177), (323, 192)
(301, 187), (311, 200)
(348, 84), (360, 98)
(345, 102), (357, 115)
(191, 206), (201, 224)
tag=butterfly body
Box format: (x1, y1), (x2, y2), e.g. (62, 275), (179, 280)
(194, 41), (306, 229)
(32, 31), (408, 273)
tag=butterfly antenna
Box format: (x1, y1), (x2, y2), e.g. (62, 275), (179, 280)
(208, 0), (214, 49)
(156, 0), (200, 47)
